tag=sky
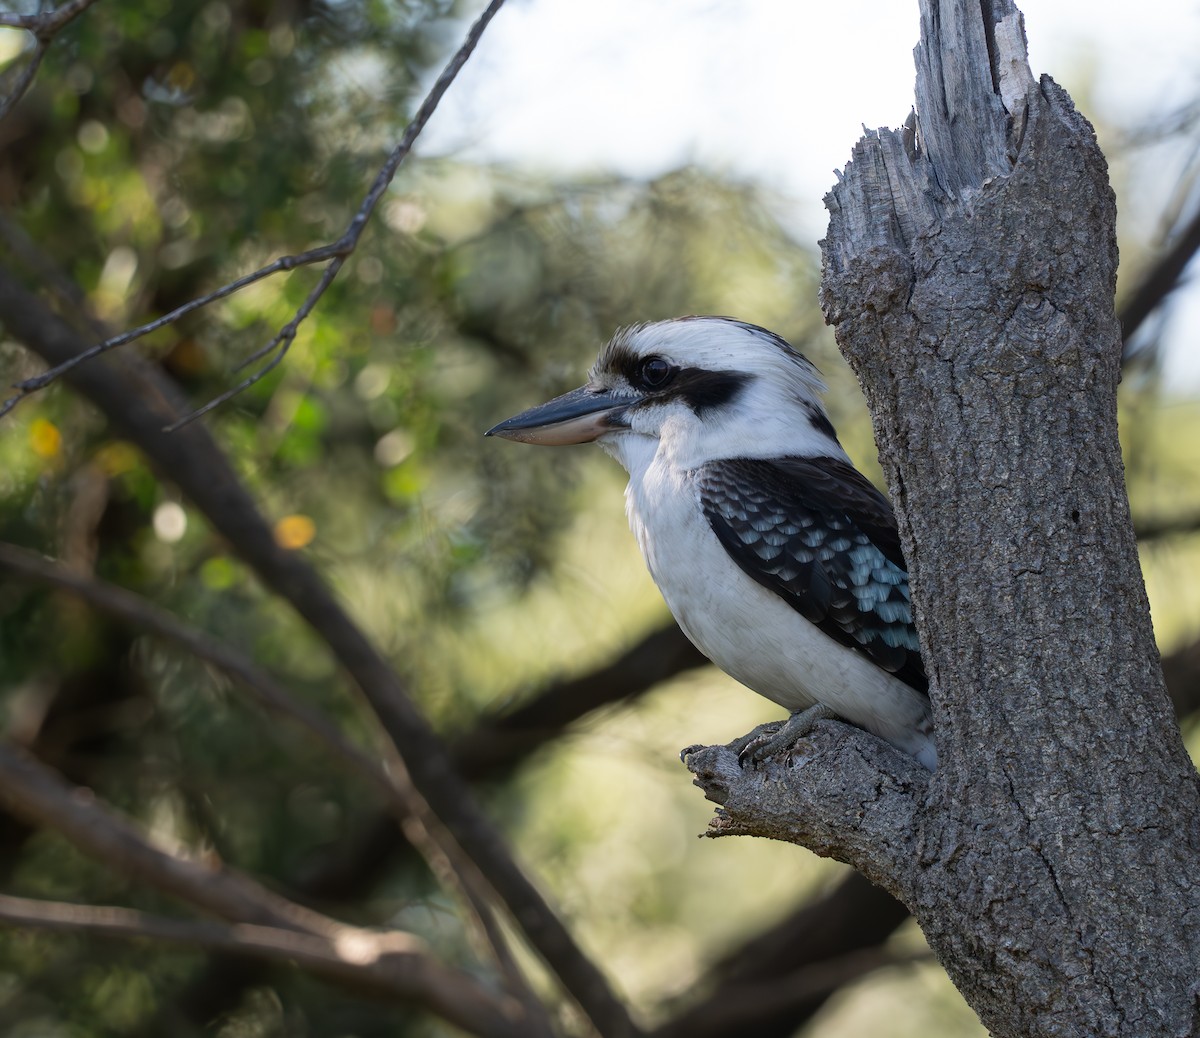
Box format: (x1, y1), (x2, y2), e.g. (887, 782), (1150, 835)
(422, 0), (1200, 386)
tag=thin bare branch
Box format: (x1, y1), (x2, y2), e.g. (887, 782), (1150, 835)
(165, 256), (346, 430)
(0, 0), (100, 121)
(0, 246), (335, 418)
(0, 893), (529, 1037)
(0, 0), (100, 34)
(0, 0), (507, 426)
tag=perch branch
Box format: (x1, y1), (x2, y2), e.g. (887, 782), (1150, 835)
(683, 727), (927, 903)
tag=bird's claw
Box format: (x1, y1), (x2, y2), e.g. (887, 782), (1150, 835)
(731, 705), (838, 767)
(730, 720), (787, 766)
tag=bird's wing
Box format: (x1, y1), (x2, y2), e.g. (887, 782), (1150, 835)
(697, 456), (927, 693)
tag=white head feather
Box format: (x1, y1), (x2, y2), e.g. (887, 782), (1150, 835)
(589, 317), (851, 474)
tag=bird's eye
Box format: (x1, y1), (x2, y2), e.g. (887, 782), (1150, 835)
(637, 356), (674, 389)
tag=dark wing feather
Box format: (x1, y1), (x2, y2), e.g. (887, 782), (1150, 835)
(697, 456), (927, 693)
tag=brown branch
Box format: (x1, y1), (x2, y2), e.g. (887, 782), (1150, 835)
(0, 270), (637, 1038)
(0, 739), (536, 1034)
(657, 947), (932, 1038)
(653, 871), (911, 1038)
(1133, 511), (1200, 542)
(213, 623), (704, 903)
(0, 893), (529, 1037)
(0, 540), (554, 1036)
(454, 621), (707, 780)
(0, 214), (103, 335)
(1120, 201), (1200, 358)
(0, 0), (507, 426)
(0, 739), (352, 933)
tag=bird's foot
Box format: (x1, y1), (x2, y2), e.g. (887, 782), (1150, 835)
(728, 721), (786, 762)
(732, 704), (837, 767)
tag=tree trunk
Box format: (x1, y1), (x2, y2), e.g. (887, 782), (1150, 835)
(686, 2), (1200, 1035)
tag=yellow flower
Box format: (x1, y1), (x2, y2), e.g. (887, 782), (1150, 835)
(29, 419), (62, 460)
(274, 514), (316, 550)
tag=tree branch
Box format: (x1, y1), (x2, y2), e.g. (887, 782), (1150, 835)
(657, 946), (932, 1038)
(0, 893), (528, 1038)
(0, 542), (394, 797)
(0, 0), (508, 427)
(652, 870), (911, 1038)
(0, 539), (555, 1036)
(0, 740), (541, 1033)
(454, 621), (707, 780)
(0, 740), (356, 933)
(0, 0), (101, 122)
(1119, 199), (1200, 357)
(683, 728), (927, 902)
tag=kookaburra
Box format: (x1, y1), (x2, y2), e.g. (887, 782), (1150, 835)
(486, 317), (936, 771)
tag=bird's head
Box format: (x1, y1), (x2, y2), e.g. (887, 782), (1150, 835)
(486, 317), (845, 471)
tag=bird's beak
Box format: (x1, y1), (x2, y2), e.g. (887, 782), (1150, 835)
(485, 384), (631, 445)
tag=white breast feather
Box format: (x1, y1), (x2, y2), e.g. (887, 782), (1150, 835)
(611, 434), (934, 766)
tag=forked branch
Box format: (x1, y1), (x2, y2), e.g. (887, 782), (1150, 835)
(0, 742), (534, 1036)
(0, 0), (101, 121)
(0, 540), (553, 1035)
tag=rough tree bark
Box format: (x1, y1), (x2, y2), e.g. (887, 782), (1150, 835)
(685, 2), (1200, 1036)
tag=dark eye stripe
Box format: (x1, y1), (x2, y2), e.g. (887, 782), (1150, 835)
(602, 344), (749, 416)
(661, 367), (749, 416)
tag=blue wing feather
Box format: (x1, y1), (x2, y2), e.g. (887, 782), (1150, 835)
(697, 456), (928, 694)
